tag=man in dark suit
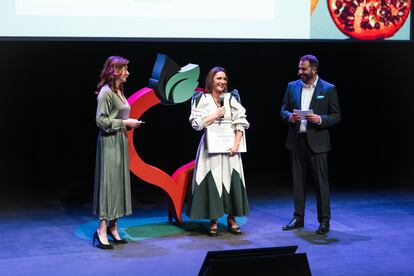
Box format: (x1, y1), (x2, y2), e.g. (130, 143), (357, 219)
(280, 54), (341, 234)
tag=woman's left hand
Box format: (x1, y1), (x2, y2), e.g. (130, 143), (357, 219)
(228, 144), (239, 156)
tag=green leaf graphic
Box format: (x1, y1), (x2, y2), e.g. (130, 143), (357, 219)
(165, 64), (200, 104)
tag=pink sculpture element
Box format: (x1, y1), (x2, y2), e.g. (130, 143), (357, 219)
(127, 87), (195, 224)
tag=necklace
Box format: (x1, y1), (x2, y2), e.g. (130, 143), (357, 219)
(212, 93), (222, 107)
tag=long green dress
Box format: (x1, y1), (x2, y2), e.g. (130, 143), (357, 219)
(93, 85), (132, 220)
(187, 91), (250, 219)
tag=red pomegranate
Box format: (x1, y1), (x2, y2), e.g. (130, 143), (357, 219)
(328, 0), (411, 40)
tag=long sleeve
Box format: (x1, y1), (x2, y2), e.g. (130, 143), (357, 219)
(280, 83), (294, 125)
(189, 92), (209, 131)
(319, 86), (342, 129)
(96, 89), (123, 133)
(230, 96), (249, 132)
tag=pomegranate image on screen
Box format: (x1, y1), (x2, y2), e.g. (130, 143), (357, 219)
(328, 0), (411, 40)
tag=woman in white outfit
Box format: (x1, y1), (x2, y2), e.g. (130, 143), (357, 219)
(187, 66), (250, 236)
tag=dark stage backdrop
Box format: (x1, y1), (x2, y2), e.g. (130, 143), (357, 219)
(1, 40), (413, 206)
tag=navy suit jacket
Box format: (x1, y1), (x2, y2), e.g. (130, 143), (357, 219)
(280, 78), (341, 153)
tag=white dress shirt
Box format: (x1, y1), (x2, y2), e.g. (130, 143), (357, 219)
(299, 76), (318, 133)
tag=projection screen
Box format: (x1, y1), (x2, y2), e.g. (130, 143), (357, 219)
(0, 0), (411, 40)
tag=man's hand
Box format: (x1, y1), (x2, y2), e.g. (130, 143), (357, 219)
(305, 114), (321, 124)
(290, 113), (302, 123)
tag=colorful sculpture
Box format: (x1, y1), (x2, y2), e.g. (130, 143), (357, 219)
(127, 54), (200, 224)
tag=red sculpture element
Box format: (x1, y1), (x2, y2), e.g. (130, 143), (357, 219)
(127, 87), (194, 225)
(194, 87), (206, 93)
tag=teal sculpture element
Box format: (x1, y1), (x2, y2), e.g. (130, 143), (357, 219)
(165, 64), (200, 103)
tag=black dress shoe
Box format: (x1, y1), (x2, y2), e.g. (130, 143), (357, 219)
(316, 222), (330, 234)
(93, 231), (114, 249)
(282, 218), (304, 231)
(107, 227), (128, 244)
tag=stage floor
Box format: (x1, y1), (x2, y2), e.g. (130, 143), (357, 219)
(1, 184), (414, 275)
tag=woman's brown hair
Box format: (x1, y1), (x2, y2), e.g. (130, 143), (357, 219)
(96, 56), (129, 95)
(205, 66), (228, 93)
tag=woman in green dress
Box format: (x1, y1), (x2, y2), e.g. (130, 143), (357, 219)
(187, 67), (250, 236)
(92, 56), (142, 249)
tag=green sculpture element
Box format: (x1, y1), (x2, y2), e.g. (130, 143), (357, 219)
(165, 64), (200, 103)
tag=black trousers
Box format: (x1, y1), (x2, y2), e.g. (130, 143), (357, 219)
(289, 134), (330, 223)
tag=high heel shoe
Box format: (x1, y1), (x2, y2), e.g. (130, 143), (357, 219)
(227, 217), (242, 235)
(208, 220), (218, 237)
(93, 231), (114, 249)
(107, 227), (128, 244)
